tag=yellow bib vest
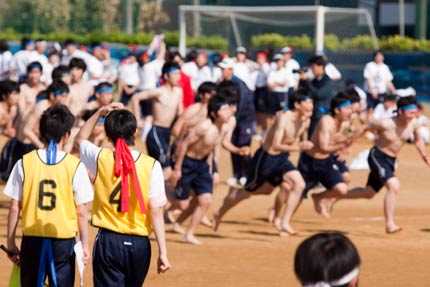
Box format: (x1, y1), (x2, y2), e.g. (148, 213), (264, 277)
(21, 150), (81, 238)
(92, 149), (154, 236)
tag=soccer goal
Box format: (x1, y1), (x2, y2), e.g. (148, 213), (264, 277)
(178, 5), (379, 55)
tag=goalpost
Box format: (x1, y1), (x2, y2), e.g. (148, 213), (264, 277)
(178, 5), (379, 56)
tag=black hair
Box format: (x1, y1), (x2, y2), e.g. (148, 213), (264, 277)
(104, 109), (136, 145)
(308, 55), (325, 66)
(161, 62), (181, 78)
(27, 61), (43, 74)
(207, 95), (228, 122)
(69, 57), (87, 72)
(198, 82), (217, 97)
(295, 231), (360, 287)
(0, 80), (20, 100)
(186, 50), (197, 62)
(52, 65), (70, 81)
(373, 50), (383, 59)
(397, 95), (417, 110)
(343, 87), (361, 104)
(47, 80), (69, 97)
(217, 80), (239, 105)
(95, 82), (113, 93)
(288, 89), (312, 110)
(20, 37), (32, 50)
(330, 92), (351, 115)
(39, 104), (75, 145)
(171, 51), (184, 62)
(0, 40), (9, 53)
(383, 93), (397, 102)
(64, 39), (77, 47)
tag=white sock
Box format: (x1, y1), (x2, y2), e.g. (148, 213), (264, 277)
(141, 120), (152, 140)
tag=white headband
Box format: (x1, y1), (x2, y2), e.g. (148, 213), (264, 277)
(303, 267), (359, 287)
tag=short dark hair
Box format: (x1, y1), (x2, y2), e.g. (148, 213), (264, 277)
(308, 55), (325, 66)
(288, 89), (312, 110)
(161, 62), (181, 78)
(397, 95), (417, 110)
(27, 61), (43, 74)
(0, 40), (9, 53)
(207, 95), (229, 122)
(95, 82), (113, 93)
(104, 109), (136, 145)
(343, 87), (361, 104)
(47, 80), (69, 97)
(330, 92), (351, 115)
(373, 50), (383, 59)
(198, 82), (217, 97)
(69, 57), (87, 72)
(217, 80), (239, 105)
(52, 65), (70, 81)
(0, 80), (20, 100)
(295, 231), (360, 286)
(39, 104), (75, 145)
(64, 39), (77, 47)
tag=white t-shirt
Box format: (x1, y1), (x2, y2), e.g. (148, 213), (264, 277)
(195, 65), (213, 90)
(363, 61), (393, 94)
(87, 55), (105, 86)
(268, 67), (290, 93)
(233, 62), (255, 91)
(285, 58), (300, 88)
(12, 50), (33, 78)
(373, 103), (397, 119)
(79, 140), (167, 208)
(252, 63), (270, 88)
(3, 150), (94, 205)
(325, 62), (342, 80)
(181, 61), (198, 90)
(119, 62), (140, 86)
(0, 51), (13, 81)
(140, 59), (164, 90)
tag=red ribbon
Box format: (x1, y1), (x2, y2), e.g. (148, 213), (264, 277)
(114, 138), (146, 214)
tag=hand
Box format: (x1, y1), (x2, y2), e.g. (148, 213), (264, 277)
(99, 102), (124, 117)
(157, 254), (171, 274)
(82, 246), (90, 266)
(238, 146), (250, 156)
(170, 169), (181, 187)
(3, 127), (16, 138)
(7, 241), (20, 266)
(371, 90), (378, 99)
(422, 154), (430, 167)
(299, 140), (314, 151)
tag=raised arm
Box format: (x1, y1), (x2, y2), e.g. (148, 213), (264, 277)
(131, 89), (162, 124)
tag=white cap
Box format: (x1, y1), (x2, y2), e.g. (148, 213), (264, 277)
(273, 54), (283, 61)
(218, 58), (235, 69)
(236, 46), (247, 54)
(281, 46), (293, 54)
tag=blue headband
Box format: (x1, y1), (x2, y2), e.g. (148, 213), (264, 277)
(53, 90), (68, 96)
(97, 86), (113, 94)
(166, 67), (180, 75)
(337, 100), (352, 109)
(29, 65), (42, 72)
(46, 139), (57, 165)
(97, 118), (105, 124)
(400, 104), (418, 111)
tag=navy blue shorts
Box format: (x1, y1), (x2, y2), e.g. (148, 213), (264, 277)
(254, 86), (269, 114)
(271, 91), (287, 112)
(366, 92), (385, 110)
(140, 99), (153, 117)
(93, 229), (151, 287)
(174, 156), (213, 200)
(244, 148), (296, 192)
(120, 85), (136, 106)
(212, 157), (218, 174)
(20, 236), (76, 287)
(366, 147), (396, 192)
(298, 152), (344, 198)
(146, 125), (171, 167)
(331, 154), (349, 173)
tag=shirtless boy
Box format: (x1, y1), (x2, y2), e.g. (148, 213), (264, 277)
(131, 62), (183, 179)
(68, 58), (94, 116)
(19, 61), (45, 115)
(213, 91), (314, 235)
(316, 96), (429, 233)
(0, 80), (20, 137)
(169, 95), (233, 244)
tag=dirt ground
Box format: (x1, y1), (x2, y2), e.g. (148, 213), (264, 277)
(1, 136), (430, 286)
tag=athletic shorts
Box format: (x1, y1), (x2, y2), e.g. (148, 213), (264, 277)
(174, 156), (213, 200)
(146, 125), (171, 167)
(254, 86), (269, 114)
(140, 99), (153, 117)
(366, 147), (396, 192)
(244, 148), (296, 192)
(331, 154), (349, 173)
(271, 91), (287, 113)
(366, 92), (385, 110)
(298, 152), (344, 198)
(0, 138), (36, 180)
(20, 236), (76, 287)
(93, 229), (151, 287)
(120, 85), (136, 106)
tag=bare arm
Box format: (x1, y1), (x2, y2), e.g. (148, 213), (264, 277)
(23, 107), (44, 148)
(150, 206), (171, 274)
(387, 81), (396, 95)
(413, 126), (430, 166)
(76, 203), (90, 265)
(131, 89), (162, 122)
(318, 118), (350, 154)
(221, 118), (249, 155)
(271, 116), (299, 153)
(7, 199), (21, 265)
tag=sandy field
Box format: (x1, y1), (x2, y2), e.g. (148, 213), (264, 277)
(1, 136), (429, 286)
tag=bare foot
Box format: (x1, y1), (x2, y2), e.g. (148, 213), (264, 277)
(273, 217), (281, 230)
(268, 207), (275, 224)
(212, 210), (221, 232)
(165, 210), (177, 224)
(279, 224), (298, 237)
(200, 215), (213, 228)
(386, 226), (403, 234)
(319, 199), (331, 219)
(311, 194), (322, 214)
(182, 234), (202, 245)
(326, 198), (336, 213)
(170, 222), (185, 235)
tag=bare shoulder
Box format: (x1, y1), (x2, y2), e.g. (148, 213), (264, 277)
(183, 103), (202, 118)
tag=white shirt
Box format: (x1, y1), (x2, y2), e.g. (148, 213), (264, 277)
(195, 65), (213, 90)
(181, 61), (198, 90)
(252, 63), (270, 88)
(373, 103), (397, 119)
(325, 62), (342, 80)
(3, 150), (94, 205)
(0, 51), (13, 81)
(61, 49), (92, 66)
(12, 50), (33, 78)
(119, 62), (140, 86)
(87, 55), (105, 86)
(79, 140), (167, 208)
(363, 61), (393, 94)
(211, 66), (222, 83)
(140, 59), (164, 90)
(268, 67), (290, 93)
(233, 62), (255, 91)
